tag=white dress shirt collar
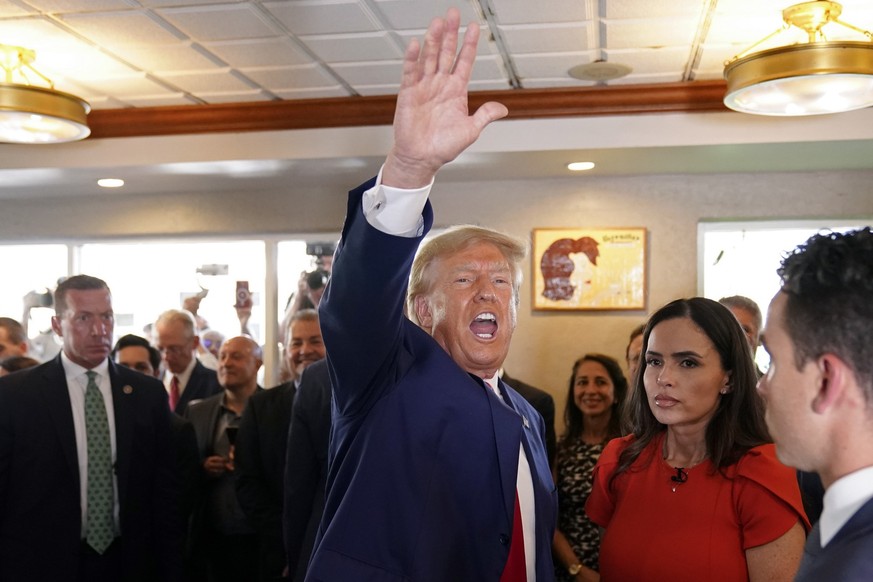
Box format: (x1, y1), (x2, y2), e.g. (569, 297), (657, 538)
(819, 465), (873, 546)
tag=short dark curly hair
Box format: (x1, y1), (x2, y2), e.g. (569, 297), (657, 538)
(778, 227), (873, 401)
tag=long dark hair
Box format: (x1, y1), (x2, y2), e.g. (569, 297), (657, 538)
(613, 298), (769, 485)
(560, 353), (628, 448)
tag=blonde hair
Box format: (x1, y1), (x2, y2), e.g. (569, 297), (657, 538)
(407, 225), (527, 327)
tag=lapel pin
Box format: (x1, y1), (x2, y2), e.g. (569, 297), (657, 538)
(523, 416), (530, 429)
(123, 385), (133, 394)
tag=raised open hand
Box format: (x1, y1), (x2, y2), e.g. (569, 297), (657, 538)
(382, 8), (508, 189)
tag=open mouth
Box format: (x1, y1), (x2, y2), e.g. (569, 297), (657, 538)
(470, 312), (498, 339)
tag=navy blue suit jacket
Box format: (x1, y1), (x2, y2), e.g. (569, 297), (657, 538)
(795, 496), (873, 581)
(308, 179), (557, 581)
(0, 355), (183, 581)
(174, 360), (221, 415)
(284, 360), (331, 582)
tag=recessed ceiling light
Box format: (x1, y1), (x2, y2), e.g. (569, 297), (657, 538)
(567, 162), (596, 171)
(97, 178), (125, 188)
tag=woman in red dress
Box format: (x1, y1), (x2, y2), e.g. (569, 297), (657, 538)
(586, 298), (809, 581)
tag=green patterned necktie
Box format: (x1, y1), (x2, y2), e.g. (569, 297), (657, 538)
(84, 370), (114, 553)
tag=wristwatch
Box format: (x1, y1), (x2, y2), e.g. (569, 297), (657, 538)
(568, 563), (582, 576)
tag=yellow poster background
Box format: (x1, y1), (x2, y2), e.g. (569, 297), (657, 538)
(532, 228), (646, 310)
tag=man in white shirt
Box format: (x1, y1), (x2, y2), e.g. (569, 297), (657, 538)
(757, 227), (873, 581)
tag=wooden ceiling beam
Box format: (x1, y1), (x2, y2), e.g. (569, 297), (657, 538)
(87, 80), (729, 139)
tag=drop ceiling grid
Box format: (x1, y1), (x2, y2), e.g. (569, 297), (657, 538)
(0, 0), (871, 110)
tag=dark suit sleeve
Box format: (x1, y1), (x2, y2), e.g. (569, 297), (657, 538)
(144, 378), (186, 582)
(234, 394), (280, 534)
(0, 382), (11, 521)
(283, 368), (329, 580)
(539, 395), (556, 467)
(318, 179), (433, 416)
(171, 415), (200, 520)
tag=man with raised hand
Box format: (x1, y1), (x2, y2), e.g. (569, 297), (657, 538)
(309, 8), (555, 581)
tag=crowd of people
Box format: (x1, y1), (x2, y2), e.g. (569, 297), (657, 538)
(0, 7), (871, 582)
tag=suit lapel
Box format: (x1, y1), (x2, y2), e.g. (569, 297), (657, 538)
(479, 376), (522, 526)
(42, 356), (80, 490)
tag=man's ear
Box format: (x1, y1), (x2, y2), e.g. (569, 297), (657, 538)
(414, 295), (433, 328)
(811, 354), (849, 414)
(50, 315), (63, 338)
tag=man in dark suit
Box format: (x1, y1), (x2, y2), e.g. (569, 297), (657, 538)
(0, 275), (182, 581)
(185, 335), (262, 582)
(757, 228), (873, 581)
(155, 308), (221, 415)
(502, 371), (556, 466)
(112, 333), (201, 521)
(309, 10), (555, 580)
(236, 309), (325, 581)
(283, 358), (331, 581)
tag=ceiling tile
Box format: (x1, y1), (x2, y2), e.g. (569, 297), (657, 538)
(490, 0), (593, 25)
(203, 38), (313, 68)
(112, 43), (223, 72)
(331, 60), (401, 86)
(38, 44), (140, 80)
(160, 68), (256, 93)
(347, 84), (396, 96)
(604, 18), (698, 49)
(263, 0), (380, 35)
(272, 86), (351, 99)
(157, 4), (278, 41)
(139, 0), (243, 6)
(23, 0), (134, 11)
(522, 77), (596, 89)
(603, 47), (691, 74)
(80, 74), (181, 97)
(395, 26), (497, 55)
(0, 17), (86, 51)
(241, 65), (339, 90)
(513, 52), (596, 80)
(374, 0), (482, 30)
(122, 93), (193, 107)
(499, 22), (592, 54)
(58, 10), (187, 45)
(301, 32), (404, 63)
(603, 0), (702, 19)
(469, 55), (509, 83)
(198, 90), (274, 104)
(0, 2), (38, 16)
(469, 79), (512, 91)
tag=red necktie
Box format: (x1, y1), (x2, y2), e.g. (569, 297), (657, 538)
(169, 375), (180, 411)
(500, 492), (526, 581)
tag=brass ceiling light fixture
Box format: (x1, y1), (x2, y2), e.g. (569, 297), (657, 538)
(723, 1), (873, 116)
(0, 43), (90, 144)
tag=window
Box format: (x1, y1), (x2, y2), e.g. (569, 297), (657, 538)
(699, 220), (868, 370)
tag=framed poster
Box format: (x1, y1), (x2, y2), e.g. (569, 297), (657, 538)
(532, 228), (646, 311)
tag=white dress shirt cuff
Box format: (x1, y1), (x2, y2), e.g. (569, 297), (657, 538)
(362, 165), (432, 237)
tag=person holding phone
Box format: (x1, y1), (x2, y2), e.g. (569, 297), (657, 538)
(184, 336), (263, 582)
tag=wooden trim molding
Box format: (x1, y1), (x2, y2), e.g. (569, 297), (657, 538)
(87, 80), (729, 139)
